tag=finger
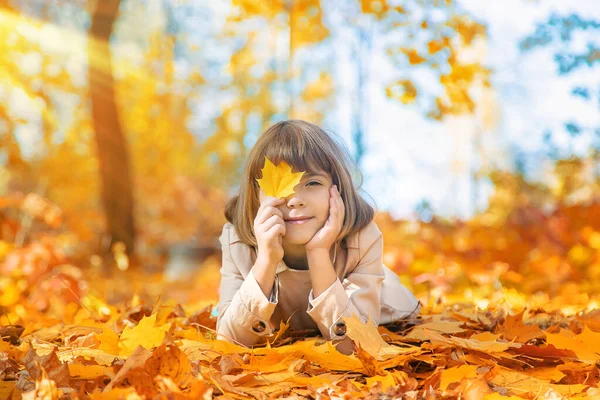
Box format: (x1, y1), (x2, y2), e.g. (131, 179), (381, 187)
(260, 191), (285, 206)
(262, 214), (284, 232)
(336, 197), (344, 219)
(262, 205), (283, 220)
(266, 222), (286, 238)
(331, 188), (344, 228)
(334, 186), (345, 213)
(334, 185), (344, 206)
(329, 196), (338, 217)
(337, 201), (345, 226)
(256, 203), (284, 225)
(330, 187), (341, 206)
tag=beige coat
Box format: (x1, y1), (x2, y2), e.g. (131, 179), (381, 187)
(216, 220), (420, 348)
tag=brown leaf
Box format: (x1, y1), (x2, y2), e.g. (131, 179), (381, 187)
(21, 348), (70, 388)
(497, 310), (544, 343)
(355, 344), (386, 377)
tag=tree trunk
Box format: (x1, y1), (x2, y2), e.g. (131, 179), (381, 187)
(88, 0), (135, 255)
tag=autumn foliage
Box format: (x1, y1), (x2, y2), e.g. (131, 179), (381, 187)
(2, 0), (600, 398)
(2, 175), (600, 398)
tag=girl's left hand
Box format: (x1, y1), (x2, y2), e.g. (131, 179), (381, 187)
(305, 185), (345, 251)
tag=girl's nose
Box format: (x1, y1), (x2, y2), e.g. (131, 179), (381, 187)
(286, 195), (305, 208)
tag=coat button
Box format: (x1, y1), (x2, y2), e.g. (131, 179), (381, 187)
(333, 322), (347, 336)
(252, 320), (266, 333)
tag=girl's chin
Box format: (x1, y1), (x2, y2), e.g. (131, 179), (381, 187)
(283, 234), (315, 246)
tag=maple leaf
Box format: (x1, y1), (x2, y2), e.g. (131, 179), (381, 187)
(118, 313), (171, 356)
(256, 157), (304, 198)
(545, 325), (600, 363)
(440, 365), (478, 391)
(365, 372), (397, 392)
(95, 328), (120, 355)
(342, 314), (419, 360)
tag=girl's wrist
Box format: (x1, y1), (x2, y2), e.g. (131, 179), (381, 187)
(306, 244), (331, 254)
(255, 254), (279, 270)
(305, 247), (331, 261)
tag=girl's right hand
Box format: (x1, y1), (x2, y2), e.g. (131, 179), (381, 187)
(253, 194), (286, 266)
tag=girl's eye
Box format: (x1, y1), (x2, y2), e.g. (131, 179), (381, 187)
(307, 181), (321, 186)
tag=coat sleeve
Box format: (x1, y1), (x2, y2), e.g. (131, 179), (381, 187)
(306, 226), (385, 342)
(215, 224), (279, 347)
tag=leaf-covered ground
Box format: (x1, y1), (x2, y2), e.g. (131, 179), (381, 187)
(1, 195), (600, 399)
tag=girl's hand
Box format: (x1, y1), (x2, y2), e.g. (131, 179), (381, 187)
(305, 185), (345, 251)
(254, 192), (286, 266)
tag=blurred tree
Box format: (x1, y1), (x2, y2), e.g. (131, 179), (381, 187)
(205, 0), (334, 188)
(0, 4), (58, 172)
(351, 0), (493, 214)
(519, 13), (600, 206)
(0, 1), (107, 248)
(520, 13), (600, 150)
(371, 0), (491, 121)
(89, 0), (135, 255)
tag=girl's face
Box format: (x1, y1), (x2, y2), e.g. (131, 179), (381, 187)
(259, 169), (333, 246)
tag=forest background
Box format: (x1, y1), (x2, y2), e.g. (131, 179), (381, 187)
(1, 0), (600, 398)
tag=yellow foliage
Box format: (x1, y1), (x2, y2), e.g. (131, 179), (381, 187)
(384, 5), (489, 121)
(402, 48), (427, 65)
(361, 0), (391, 19)
(256, 157), (305, 198)
(232, 0), (286, 17)
(290, 0), (330, 49)
(118, 313), (171, 356)
(545, 326), (600, 363)
(2, 183), (600, 397)
(302, 72), (334, 102)
(386, 79), (418, 104)
(440, 365), (478, 391)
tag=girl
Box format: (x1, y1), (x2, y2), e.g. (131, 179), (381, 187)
(216, 120), (420, 353)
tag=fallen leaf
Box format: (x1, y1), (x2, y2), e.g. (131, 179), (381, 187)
(68, 363), (114, 380)
(497, 310), (544, 343)
(440, 365), (478, 391)
(365, 372), (396, 391)
(343, 314), (419, 360)
(489, 366), (588, 396)
(545, 325), (600, 363)
(118, 313), (171, 356)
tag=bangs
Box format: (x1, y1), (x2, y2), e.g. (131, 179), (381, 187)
(263, 147), (330, 176)
(257, 124), (334, 177)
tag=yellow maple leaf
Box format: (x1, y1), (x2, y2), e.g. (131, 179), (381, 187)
(342, 314), (388, 358)
(256, 157), (304, 198)
(440, 364), (478, 391)
(95, 327), (120, 355)
(545, 325), (600, 363)
(342, 314), (419, 360)
(68, 363), (114, 380)
(118, 313), (170, 356)
(365, 372), (396, 391)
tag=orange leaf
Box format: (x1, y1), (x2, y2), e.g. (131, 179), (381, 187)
(118, 313), (171, 356)
(440, 365), (478, 391)
(545, 325), (600, 363)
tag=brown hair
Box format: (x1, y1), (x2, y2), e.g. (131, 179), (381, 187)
(224, 120), (374, 249)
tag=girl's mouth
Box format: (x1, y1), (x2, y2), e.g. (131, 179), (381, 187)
(285, 217), (313, 225)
